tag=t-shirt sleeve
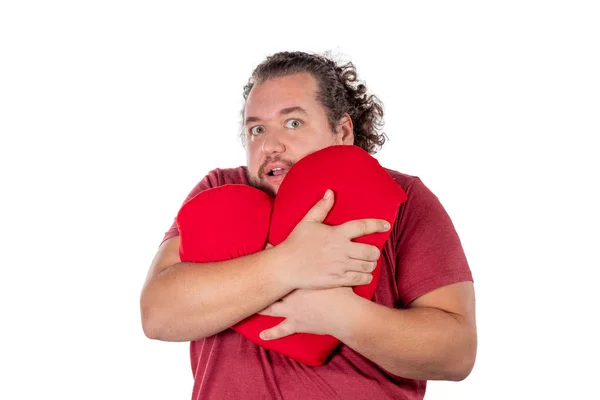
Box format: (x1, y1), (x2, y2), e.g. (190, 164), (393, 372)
(160, 170), (221, 245)
(394, 177), (473, 307)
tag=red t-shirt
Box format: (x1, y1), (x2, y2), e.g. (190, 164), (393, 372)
(161, 166), (473, 400)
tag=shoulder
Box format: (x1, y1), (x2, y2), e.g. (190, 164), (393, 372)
(178, 166), (249, 206)
(383, 167), (423, 194)
(382, 167), (447, 226)
(203, 166), (249, 187)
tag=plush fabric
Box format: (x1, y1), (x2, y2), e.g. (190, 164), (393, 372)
(176, 145), (407, 366)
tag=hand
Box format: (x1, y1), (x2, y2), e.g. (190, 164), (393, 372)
(258, 287), (359, 340)
(273, 189), (390, 291)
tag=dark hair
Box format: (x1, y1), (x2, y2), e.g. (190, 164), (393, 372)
(241, 51), (387, 154)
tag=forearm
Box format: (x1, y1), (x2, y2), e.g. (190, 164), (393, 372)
(141, 247), (291, 342)
(334, 298), (477, 381)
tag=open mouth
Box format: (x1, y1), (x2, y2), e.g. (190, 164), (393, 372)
(266, 167), (287, 177)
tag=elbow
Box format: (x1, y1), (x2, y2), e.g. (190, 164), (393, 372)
(446, 336), (477, 381)
(140, 290), (171, 341)
(142, 318), (161, 341)
(421, 354), (475, 382)
(142, 324), (161, 341)
(446, 355), (476, 381)
(141, 307), (182, 341)
(140, 303), (165, 340)
(140, 299), (210, 342)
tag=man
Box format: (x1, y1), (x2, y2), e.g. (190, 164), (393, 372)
(140, 51), (476, 399)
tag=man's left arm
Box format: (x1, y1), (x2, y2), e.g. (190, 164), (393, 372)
(259, 281), (476, 381)
(338, 281), (476, 381)
(260, 177), (476, 380)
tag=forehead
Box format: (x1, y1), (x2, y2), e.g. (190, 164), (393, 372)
(245, 73), (319, 116)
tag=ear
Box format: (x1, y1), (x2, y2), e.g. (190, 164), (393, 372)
(335, 114), (354, 145)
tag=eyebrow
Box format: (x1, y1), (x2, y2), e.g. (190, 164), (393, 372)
(245, 106), (309, 125)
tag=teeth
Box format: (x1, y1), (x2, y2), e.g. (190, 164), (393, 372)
(267, 167), (285, 177)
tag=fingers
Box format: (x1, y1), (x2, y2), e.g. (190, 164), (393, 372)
(260, 320), (296, 341)
(258, 301), (285, 317)
(301, 190), (334, 223)
(332, 271), (374, 287)
(348, 259), (377, 273)
(257, 306), (272, 316)
(347, 243), (381, 262)
(336, 218), (391, 240)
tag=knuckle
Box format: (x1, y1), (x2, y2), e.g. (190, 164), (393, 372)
(330, 270), (343, 280)
(357, 219), (368, 234)
(369, 219), (379, 232)
(372, 220), (382, 233)
(371, 247), (380, 260)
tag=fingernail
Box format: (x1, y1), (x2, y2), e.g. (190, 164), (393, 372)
(260, 332), (269, 340)
(383, 222), (391, 230)
(324, 189), (332, 199)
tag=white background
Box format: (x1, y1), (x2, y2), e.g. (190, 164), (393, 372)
(1, 1), (598, 399)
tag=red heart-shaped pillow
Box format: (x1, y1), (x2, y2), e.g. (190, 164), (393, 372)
(176, 145), (406, 365)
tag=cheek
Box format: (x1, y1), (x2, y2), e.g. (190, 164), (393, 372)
(294, 138), (332, 161)
(245, 143), (262, 175)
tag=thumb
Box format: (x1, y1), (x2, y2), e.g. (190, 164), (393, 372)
(260, 319), (296, 341)
(302, 189), (334, 223)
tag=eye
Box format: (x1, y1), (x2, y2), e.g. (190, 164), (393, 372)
(285, 119), (302, 129)
(250, 126), (265, 136)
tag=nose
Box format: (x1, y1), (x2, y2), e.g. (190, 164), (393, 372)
(261, 130), (286, 155)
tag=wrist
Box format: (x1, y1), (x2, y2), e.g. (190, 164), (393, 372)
(264, 242), (297, 292)
(329, 292), (372, 341)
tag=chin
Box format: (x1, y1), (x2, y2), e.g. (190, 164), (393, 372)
(247, 177), (276, 198)
(263, 183), (278, 198)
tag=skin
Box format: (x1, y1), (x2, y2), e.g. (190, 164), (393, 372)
(141, 72), (477, 381)
(243, 72), (353, 197)
(245, 72), (477, 380)
(139, 72), (387, 343)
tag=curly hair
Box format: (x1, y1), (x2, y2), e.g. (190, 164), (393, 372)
(241, 51), (387, 155)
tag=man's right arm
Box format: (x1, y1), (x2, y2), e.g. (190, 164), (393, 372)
(140, 190), (390, 342)
(140, 236), (292, 342)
